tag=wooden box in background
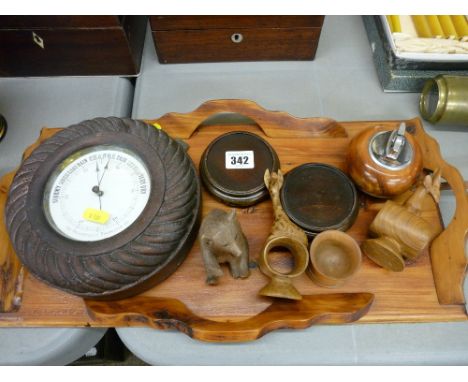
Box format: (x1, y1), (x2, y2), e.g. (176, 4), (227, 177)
(0, 16), (147, 76)
(150, 16), (325, 63)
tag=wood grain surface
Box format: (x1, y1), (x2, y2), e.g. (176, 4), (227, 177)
(153, 99), (345, 139)
(0, 100), (466, 341)
(86, 293), (374, 343)
(347, 125), (423, 198)
(413, 122), (468, 305)
(0, 172), (24, 312)
(150, 16), (324, 64)
(152, 29), (321, 63)
(0, 16), (122, 29)
(0, 16), (147, 76)
(150, 16), (325, 30)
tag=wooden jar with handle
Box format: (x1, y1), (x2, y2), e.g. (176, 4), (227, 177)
(362, 170), (442, 271)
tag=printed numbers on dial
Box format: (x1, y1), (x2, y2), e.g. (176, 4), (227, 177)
(225, 151), (254, 169)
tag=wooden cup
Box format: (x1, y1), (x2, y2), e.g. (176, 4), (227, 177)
(307, 230), (361, 288)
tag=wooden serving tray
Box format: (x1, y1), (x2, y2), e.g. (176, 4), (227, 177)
(1, 99), (467, 342)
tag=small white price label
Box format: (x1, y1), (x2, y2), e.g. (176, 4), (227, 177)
(225, 151), (255, 169)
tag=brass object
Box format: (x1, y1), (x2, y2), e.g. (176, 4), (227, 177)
(307, 230), (361, 288)
(258, 169), (309, 300)
(347, 122), (423, 198)
(199, 208), (250, 285)
(0, 114), (6, 143)
(420, 75), (468, 126)
(281, 163), (359, 237)
(362, 170), (442, 272)
(200, 131), (280, 207)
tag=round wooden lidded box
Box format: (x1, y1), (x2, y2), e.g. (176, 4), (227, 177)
(280, 163), (359, 237)
(200, 131), (280, 206)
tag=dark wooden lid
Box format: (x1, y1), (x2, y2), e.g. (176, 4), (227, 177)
(281, 163), (359, 236)
(150, 16), (325, 31)
(0, 16), (122, 29)
(200, 131), (279, 206)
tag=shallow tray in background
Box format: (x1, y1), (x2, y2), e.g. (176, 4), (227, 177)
(0, 99), (467, 342)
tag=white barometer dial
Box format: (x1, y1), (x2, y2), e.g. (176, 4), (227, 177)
(43, 145), (151, 242)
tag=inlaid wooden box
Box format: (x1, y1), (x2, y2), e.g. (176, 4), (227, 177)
(0, 16), (147, 76)
(150, 16), (325, 63)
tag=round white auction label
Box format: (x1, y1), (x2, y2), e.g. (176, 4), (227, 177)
(225, 150), (255, 169)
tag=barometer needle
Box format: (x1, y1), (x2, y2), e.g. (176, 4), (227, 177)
(92, 161), (106, 210)
(98, 159), (111, 186)
(95, 161), (100, 184)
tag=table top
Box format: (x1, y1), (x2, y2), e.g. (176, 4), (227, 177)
(0, 15), (467, 366)
(0, 76), (133, 176)
(120, 15), (468, 365)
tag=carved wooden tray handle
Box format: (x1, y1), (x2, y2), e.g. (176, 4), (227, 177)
(0, 172), (25, 312)
(149, 99), (347, 139)
(1, 128), (63, 312)
(409, 118), (468, 305)
(86, 293), (374, 342)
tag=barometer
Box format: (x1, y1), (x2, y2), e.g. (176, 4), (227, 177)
(5, 117), (200, 299)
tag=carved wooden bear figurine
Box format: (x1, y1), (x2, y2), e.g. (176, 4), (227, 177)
(199, 209), (250, 285)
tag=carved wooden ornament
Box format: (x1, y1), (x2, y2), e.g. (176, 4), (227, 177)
(362, 170), (442, 272)
(258, 169), (309, 300)
(199, 208), (250, 285)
